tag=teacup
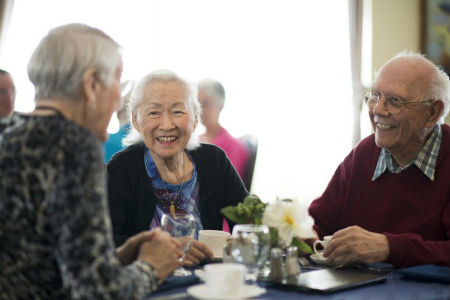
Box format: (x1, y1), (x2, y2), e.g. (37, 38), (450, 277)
(313, 235), (332, 256)
(196, 263), (247, 294)
(198, 230), (231, 258)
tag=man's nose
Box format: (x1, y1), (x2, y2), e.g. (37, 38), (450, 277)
(372, 96), (389, 115)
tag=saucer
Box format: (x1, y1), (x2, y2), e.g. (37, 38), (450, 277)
(310, 253), (342, 267)
(187, 284), (266, 300)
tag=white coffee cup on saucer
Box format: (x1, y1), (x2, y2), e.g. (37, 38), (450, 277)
(313, 235), (332, 257)
(198, 230), (231, 258)
(196, 263), (247, 295)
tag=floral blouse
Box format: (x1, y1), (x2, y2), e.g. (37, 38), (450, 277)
(0, 114), (158, 299)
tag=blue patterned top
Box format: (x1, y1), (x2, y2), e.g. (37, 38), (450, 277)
(144, 149), (203, 236)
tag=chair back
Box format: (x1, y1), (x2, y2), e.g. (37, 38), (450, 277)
(239, 135), (258, 191)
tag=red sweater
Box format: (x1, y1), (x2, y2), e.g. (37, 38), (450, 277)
(309, 124), (450, 268)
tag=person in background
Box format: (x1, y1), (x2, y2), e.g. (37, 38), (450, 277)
(198, 79), (249, 179)
(309, 52), (450, 268)
(103, 80), (133, 163)
(0, 69), (17, 133)
(107, 70), (247, 265)
(0, 24), (181, 300)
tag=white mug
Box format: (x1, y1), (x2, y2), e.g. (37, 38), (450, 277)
(196, 263), (247, 294)
(198, 230), (231, 258)
(313, 235), (332, 254)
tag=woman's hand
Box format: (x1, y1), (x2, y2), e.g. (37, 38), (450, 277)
(137, 229), (183, 283)
(181, 240), (214, 266)
(116, 231), (156, 265)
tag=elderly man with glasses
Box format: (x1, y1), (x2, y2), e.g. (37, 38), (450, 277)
(309, 52), (450, 268)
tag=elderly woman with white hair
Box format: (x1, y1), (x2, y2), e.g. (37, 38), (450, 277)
(107, 70), (248, 264)
(0, 24), (181, 299)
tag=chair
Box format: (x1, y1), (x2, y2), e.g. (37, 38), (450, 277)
(239, 135), (258, 191)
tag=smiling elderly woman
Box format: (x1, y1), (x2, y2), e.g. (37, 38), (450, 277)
(107, 70), (248, 264)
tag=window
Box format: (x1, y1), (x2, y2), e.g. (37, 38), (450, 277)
(1, 0), (353, 203)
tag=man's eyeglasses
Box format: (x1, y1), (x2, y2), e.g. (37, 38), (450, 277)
(364, 90), (433, 115)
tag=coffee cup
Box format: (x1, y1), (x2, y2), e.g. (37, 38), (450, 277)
(197, 263), (247, 294)
(313, 235), (332, 255)
(198, 230), (231, 258)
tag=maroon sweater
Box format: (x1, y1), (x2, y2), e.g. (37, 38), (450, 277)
(309, 124), (450, 268)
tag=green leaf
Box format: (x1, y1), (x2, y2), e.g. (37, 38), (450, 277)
(221, 206), (248, 224)
(291, 237), (313, 254)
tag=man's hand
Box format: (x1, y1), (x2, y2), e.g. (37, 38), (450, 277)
(323, 225), (389, 266)
(181, 239), (214, 266)
(137, 229), (183, 283)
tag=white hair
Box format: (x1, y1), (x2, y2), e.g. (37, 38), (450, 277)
(123, 70), (201, 149)
(28, 23), (122, 101)
(375, 51), (450, 123)
(198, 79), (226, 108)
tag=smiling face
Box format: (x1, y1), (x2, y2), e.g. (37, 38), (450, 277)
(369, 58), (437, 163)
(133, 79), (197, 161)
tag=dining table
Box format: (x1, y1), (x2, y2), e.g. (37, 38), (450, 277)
(146, 263), (450, 300)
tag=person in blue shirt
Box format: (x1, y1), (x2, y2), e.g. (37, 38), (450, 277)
(103, 81), (133, 163)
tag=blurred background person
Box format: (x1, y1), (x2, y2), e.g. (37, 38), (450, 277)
(0, 23), (181, 300)
(103, 80), (133, 163)
(0, 69), (17, 133)
(198, 79), (249, 179)
(0, 69), (15, 118)
(107, 70), (247, 265)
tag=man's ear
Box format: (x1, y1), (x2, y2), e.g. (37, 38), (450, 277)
(82, 67), (100, 106)
(426, 100), (444, 128)
(132, 112), (141, 133)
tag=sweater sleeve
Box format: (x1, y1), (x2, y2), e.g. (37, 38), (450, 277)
(385, 199), (450, 268)
(309, 153), (351, 239)
(49, 135), (158, 299)
(107, 157), (135, 247)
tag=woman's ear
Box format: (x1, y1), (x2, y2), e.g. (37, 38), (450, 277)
(426, 100), (444, 128)
(82, 67), (100, 108)
(132, 112), (141, 133)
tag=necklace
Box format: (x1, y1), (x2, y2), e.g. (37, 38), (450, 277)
(161, 152), (185, 219)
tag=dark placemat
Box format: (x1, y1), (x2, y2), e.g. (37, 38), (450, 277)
(398, 264), (450, 283)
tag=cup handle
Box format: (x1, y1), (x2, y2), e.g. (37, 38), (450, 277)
(313, 240), (324, 254)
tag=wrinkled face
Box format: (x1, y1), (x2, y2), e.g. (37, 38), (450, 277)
(133, 80), (197, 160)
(198, 89), (221, 128)
(93, 64), (123, 142)
(0, 74), (16, 118)
(369, 59), (434, 159)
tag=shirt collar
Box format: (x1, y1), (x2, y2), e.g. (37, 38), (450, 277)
(372, 124), (442, 181)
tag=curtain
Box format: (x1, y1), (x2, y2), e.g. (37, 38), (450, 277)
(348, 0), (364, 146)
(0, 0), (14, 62)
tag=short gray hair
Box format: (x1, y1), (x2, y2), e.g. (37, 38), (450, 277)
(123, 70), (201, 149)
(375, 51), (450, 123)
(28, 23), (122, 101)
(198, 79), (226, 108)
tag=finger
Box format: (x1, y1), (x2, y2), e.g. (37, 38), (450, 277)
(183, 253), (200, 265)
(326, 243), (351, 261)
(191, 241), (214, 259)
(187, 244), (208, 261)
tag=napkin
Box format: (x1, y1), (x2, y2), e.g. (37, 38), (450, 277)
(398, 264), (450, 283)
(155, 274), (200, 293)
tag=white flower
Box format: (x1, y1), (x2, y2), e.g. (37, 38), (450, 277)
(262, 198), (315, 246)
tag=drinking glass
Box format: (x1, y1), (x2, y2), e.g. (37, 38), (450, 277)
(160, 212), (196, 276)
(230, 224), (271, 283)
